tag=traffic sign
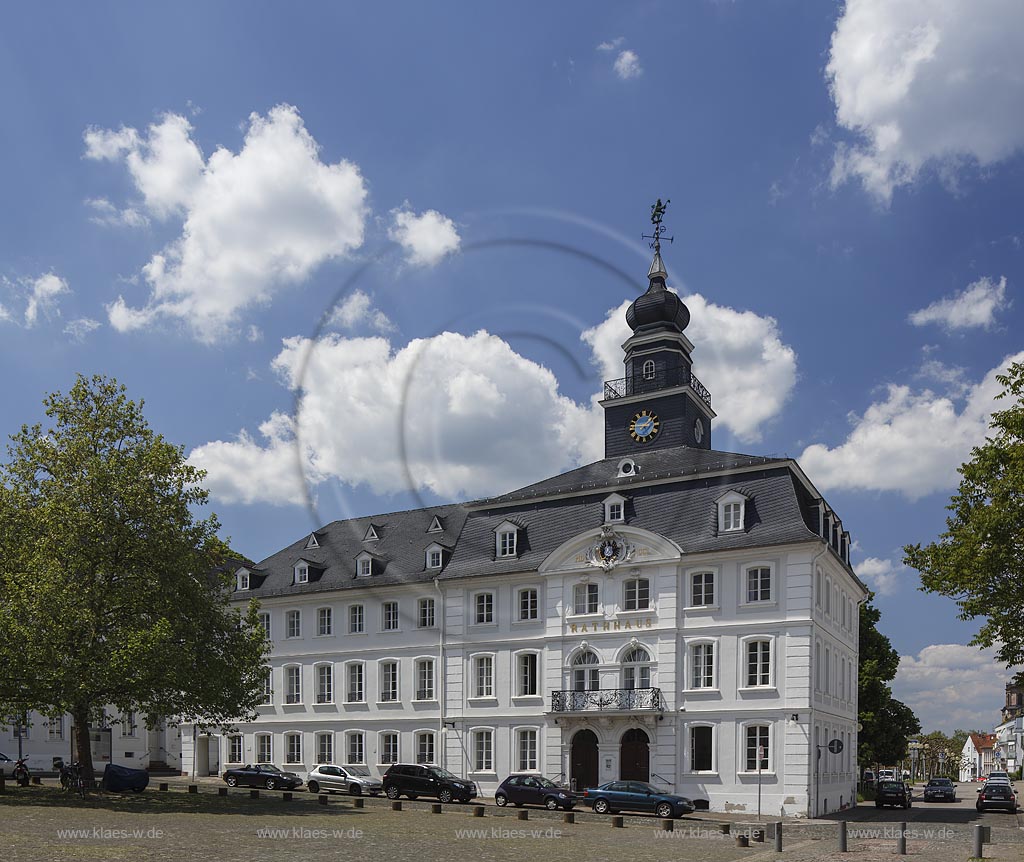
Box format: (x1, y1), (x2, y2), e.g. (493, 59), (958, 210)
(938, 751), (947, 763)
(828, 738), (844, 754)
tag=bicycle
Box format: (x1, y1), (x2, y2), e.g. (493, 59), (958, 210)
(58, 760), (88, 798)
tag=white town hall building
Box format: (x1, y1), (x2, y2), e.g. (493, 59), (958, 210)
(184, 228), (868, 817)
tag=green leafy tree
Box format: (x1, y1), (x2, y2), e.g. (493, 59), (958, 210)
(0, 375), (267, 783)
(904, 362), (1024, 677)
(858, 600), (921, 767)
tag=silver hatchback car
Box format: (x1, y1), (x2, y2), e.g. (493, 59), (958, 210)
(306, 764), (383, 796)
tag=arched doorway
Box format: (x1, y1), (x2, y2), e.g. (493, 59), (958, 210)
(620, 728), (650, 781)
(570, 729), (599, 791)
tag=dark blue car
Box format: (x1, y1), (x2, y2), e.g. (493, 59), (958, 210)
(583, 780), (694, 818)
(494, 774), (575, 810)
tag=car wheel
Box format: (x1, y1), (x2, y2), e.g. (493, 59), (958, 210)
(350, 784), (362, 796)
(594, 799), (610, 814)
(385, 785), (400, 799)
(308, 781), (320, 794)
(225, 776), (238, 787)
(265, 779), (276, 790)
(656, 802), (674, 819)
(438, 789), (453, 804)
(495, 793), (508, 807)
(545, 797), (560, 811)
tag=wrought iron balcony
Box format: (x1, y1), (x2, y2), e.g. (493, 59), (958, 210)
(550, 687), (662, 713)
(603, 367), (712, 409)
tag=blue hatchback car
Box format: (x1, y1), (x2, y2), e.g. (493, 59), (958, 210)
(583, 780), (694, 818)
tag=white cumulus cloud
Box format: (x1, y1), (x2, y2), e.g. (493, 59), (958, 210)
(85, 197), (150, 229)
(581, 293), (797, 444)
(854, 556), (908, 596)
(63, 318), (102, 342)
(909, 276), (1009, 330)
(327, 289), (395, 333)
(800, 351), (1024, 498)
(23, 274), (70, 328)
(88, 105), (369, 342)
(827, 0), (1024, 203)
(388, 206), (461, 267)
(613, 50), (643, 80)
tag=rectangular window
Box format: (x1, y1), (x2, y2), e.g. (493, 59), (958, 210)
(228, 735), (243, 763)
(473, 730), (493, 771)
(745, 725), (770, 771)
(237, 572), (249, 590)
(416, 732), (435, 764)
(498, 530), (517, 557)
(746, 641), (771, 687)
(286, 609), (301, 638)
(261, 669), (273, 705)
(518, 588), (538, 620)
(415, 659), (435, 700)
(517, 653), (538, 696)
(285, 733), (301, 764)
(285, 666), (302, 704)
(317, 607), (333, 636)
(607, 501), (623, 522)
(46, 716), (64, 741)
(349, 604), (364, 634)
(624, 578), (650, 611)
(691, 572), (715, 606)
(381, 661), (399, 702)
(517, 729), (538, 771)
(382, 601), (400, 631)
(347, 733), (364, 765)
(121, 711), (136, 737)
(427, 549), (442, 568)
(258, 612), (271, 638)
(317, 733), (333, 764)
(474, 592), (494, 624)
(295, 565), (308, 584)
(746, 567), (772, 603)
(573, 583), (599, 615)
(474, 655), (494, 698)
(257, 735), (272, 763)
(358, 558), (371, 577)
(381, 732), (399, 764)
(347, 664), (364, 702)
(316, 664), (334, 703)
(691, 643), (715, 689)
(418, 598), (435, 628)
(723, 502), (742, 531)
(690, 726), (713, 771)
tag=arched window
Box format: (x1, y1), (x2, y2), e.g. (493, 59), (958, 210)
(572, 650), (599, 691)
(642, 359), (656, 380)
(622, 646), (651, 691)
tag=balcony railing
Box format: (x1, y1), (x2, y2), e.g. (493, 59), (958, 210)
(603, 367), (712, 409)
(550, 687), (662, 713)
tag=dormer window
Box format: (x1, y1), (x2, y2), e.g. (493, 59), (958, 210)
(603, 493), (627, 524)
(294, 564), (309, 584)
(363, 524), (379, 542)
(427, 516), (444, 533)
(236, 570), (250, 591)
(642, 359), (656, 380)
(425, 544), (444, 570)
(716, 490), (748, 533)
(356, 554), (372, 578)
(495, 521), (519, 558)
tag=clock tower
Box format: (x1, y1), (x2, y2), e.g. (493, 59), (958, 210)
(602, 200), (716, 458)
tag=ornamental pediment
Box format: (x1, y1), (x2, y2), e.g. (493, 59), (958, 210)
(538, 525), (682, 573)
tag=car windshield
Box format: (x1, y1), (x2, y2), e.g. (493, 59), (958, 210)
(879, 781), (902, 790)
(428, 768), (457, 780)
(259, 765), (282, 773)
(631, 782), (660, 794)
(534, 777), (558, 788)
(345, 766), (371, 777)
(928, 779), (952, 786)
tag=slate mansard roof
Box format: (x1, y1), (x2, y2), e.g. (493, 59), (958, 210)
(238, 444), (858, 599)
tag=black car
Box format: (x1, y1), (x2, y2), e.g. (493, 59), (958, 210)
(382, 763), (476, 803)
(875, 780), (912, 809)
(494, 774), (574, 811)
(923, 777), (956, 802)
(976, 782), (1018, 813)
(583, 780), (695, 819)
(222, 764), (303, 790)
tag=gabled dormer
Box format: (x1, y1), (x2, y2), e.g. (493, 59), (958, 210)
(292, 558), (324, 585)
(715, 490), (748, 533)
(354, 550), (385, 578)
(305, 532), (320, 550)
(235, 567), (251, 592)
(424, 541), (449, 571)
(602, 493), (627, 524)
(495, 519), (523, 559)
(363, 524), (380, 542)
(427, 515), (444, 534)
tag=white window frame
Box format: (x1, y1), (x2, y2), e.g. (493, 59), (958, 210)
(816, 567), (823, 608)
(121, 711), (137, 737)
(285, 608), (302, 639)
(379, 660), (400, 703)
(570, 649), (600, 692)
(236, 570), (249, 591)
(228, 735), (244, 764)
(716, 490), (747, 533)
(415, 730), (436, 764)
(381, 600), (400, 632)
(741, 722), (773, 774)
(516, 586), (539, 622)
(357, 556), (372, 578)
(513, 650), (540, 698)
(825, 577), (832, 616)
(686, 722), (717, 774)
(315, 662), (334, 704)
(623, 576), (650, 611)
(284, 664), (302, 705)
(294, 563), (309, 584)
(740, 636), (774, 689)
(425, 545), (443, 570)
(687, 639), (717, 691)
(261, 668), (273, 705)
(348, 604), (365, 634)
(316, 732), (333, 765)
(472, 591), (495, 625)
(742, 562), (774, 605)
(687, 569), (717, 609)
(470, 727), (495, 773)
(414, 657), (435, 701)
(470, 653), (495, 700)
(514, 726), (540, 772)
(284, 731), (302, 764)
(621, 644), (653, 690)
(46, 716), (64, 741)
(258, 612), (271, 638)
(417, 597), (436, 629)
(572, 582), (600, 616)
(316, 606), (333, 637)
(379, 731), (400, 765)
(495, 521), (518, 558)
(256, 733), (272, 763)
(345, 731), (365, 765)
(603, 492), (627, 524)
(642, 358), (656, 380)
(345, 662), (365, 703)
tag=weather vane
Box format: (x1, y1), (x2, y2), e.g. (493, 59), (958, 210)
(642, 198), (673, 252)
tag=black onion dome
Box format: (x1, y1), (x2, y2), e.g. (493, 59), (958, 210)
(625, 251), (690, 333)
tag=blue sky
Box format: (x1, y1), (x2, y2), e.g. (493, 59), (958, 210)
(2, 1), (1022, 733)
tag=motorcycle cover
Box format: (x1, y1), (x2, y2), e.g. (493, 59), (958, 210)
(101, 763), (149, 792)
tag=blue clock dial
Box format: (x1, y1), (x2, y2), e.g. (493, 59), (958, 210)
(629, 410), (660, 443)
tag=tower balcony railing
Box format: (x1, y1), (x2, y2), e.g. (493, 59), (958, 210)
(550, 687), (663, 713)
(602, 367), (712, 409)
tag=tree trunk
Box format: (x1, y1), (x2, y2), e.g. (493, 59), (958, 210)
(72, 705), (95, 787)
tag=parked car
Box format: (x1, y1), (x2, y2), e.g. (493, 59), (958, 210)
(987, 771), (1013, 784)
(306, 764), (383, 796)
(494, 774), (574, 811)
(582, 780), (695, 819)
(0, 752), (15, 778)
(222, 764), (303, 790)
(875, 780), (912, 809)
(923, 777), (956, 802)
(976, 781), (1018, 813)
(861, 769), (875, 784)
(877, 769), (897, 782)
(382, 763), (476, 803)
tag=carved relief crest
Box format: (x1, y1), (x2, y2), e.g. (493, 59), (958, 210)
(586, 525), (636, 572)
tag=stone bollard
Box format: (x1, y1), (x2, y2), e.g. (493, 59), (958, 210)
(973, 823), (984, 859)
(752, 828), (765, 843)
(391, 800), (402, 811)
(774, 822), (782, 853)
(660, 819), (674, 832)
(896, 822), (907, 856)
(0, 774), (6, 794)
(282, 792), (292, 801)
(319, 794), (328, 805)
(188, 784), (198, 794)
(611, 815), (624, 828)
(250, 789), (259, 799)
(736, 834), (749, 848)
(473, 805), (485, 817)
(719, 822), (731, 835)
(32, 776), (42, 785)
(159, 782), (168, 792)
(517, 810), (529, 821)
(354, 797), (364, 808)
(839, 820), (848, 853)
(218, 787), (228, 797)
(432, 803), (442, 814)
(563, 811), (575, 824)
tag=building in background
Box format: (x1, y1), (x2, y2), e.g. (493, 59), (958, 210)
(960, 732), (997, 781)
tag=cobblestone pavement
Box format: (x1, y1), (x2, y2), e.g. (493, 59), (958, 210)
(3, 782), (1021, 862)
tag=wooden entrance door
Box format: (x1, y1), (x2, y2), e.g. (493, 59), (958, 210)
(620, 728), (650, 781)
(570, 729), (599, 791)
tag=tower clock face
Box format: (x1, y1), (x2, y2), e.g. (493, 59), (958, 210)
(629, 409), (660, 443)
(694, 417), (704, 444)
